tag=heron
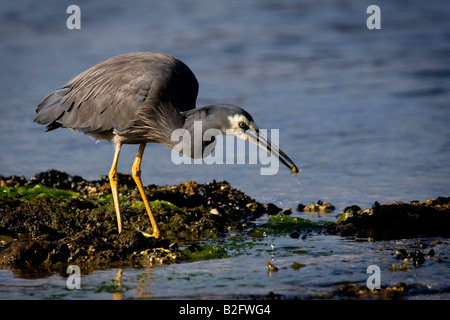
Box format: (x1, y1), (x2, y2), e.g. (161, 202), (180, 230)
(34, 52), (298, 238)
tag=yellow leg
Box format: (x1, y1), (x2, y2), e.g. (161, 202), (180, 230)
(132, 143), (161, 238)
(109, 143), (123, 233)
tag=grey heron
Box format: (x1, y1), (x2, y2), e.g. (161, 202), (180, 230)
(34, 52), (298, 238)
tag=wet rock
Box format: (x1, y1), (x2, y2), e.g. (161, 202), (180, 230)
(391, 239), (448, 269)
(0, 175), (27, 187)
(332, 280), (450, 300)
(265, 203), (281, 215)
(0, 239), (54, 266)
(187, 243), (201, 252)
(115, 230), (157, 254)
(68, 198), (97, 210)
(290, 262), (306, 270)
(266, 261), (279, 272)
(28, 170), (84, 190)
(261, 291), (282, 300)
(408, 250), (425, 266)
(394, 249), (408, 260)
(289, 231), (300, 239)
(333, 282), (413, 300)
(343, 205), (361, 215)
(236, 291), (282, 300)
(141, 247), (184, 267)
(305, 200), (335, 213)
(297, 200), (335, 213)
(336, 197), (450, 240)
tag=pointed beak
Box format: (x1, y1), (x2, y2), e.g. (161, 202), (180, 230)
(245, 129), (299, 176)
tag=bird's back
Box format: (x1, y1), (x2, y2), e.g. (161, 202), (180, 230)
(34, 52), (198, 142)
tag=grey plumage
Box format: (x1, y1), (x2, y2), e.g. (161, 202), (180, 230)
(35, 52), (197, 144)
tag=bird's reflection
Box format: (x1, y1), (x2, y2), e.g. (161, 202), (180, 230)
(112, 267), (155, 299)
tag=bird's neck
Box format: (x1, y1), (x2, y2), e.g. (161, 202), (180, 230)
(170, 106), (224, 158)
(182, 107), (225, 132)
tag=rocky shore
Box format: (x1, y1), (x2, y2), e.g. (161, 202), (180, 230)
(336, 197), (450, 240)
(1, 170), (449, 286)
(0, 170), (269, 274)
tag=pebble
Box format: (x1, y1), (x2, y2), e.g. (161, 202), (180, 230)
(266, 261), (279, 272)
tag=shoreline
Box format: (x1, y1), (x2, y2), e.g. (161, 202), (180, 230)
(1, 170), (449, 294)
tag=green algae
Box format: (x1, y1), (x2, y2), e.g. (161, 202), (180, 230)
(0, 184), (81, 200)
(266, 214), (335, 235)
(246, 214), (336, 238)
(290, 262), (306, 270)
(337, 211), (352, 224)
(149, 200), (184, 212)
(182, 244), (228, 262)
(247, 227), (270, 238)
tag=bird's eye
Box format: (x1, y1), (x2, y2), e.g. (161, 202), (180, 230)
(238, 122), (248, 130)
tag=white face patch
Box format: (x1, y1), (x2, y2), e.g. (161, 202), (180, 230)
(226, 114), (259, 142)
(227, 114), (249, 130)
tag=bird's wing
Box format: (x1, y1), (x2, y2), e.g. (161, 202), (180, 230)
(35, 52), (198, 134)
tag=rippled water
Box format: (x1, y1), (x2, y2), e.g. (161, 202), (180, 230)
(1, 0), (449, 299)
(1, 234), (450, 300)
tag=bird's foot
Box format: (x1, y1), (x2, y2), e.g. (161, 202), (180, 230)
(140, 230), (162, 239)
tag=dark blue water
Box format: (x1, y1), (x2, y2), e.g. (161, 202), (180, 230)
(1, 0), (449, 299)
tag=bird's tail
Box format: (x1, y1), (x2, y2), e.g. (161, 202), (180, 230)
(34, 87), (70, 131)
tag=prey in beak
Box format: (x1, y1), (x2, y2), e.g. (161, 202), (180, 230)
(239, 126), (299, 176)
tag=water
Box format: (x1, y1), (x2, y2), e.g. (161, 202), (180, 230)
(1, 235), (450, 299)
(1, 0), (449, 299)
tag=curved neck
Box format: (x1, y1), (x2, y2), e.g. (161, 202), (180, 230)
(170, 106), (224, 158)
(182, 105), (227, 134)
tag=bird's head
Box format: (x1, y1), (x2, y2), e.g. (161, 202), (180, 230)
(222, 105), (298, 176)
(179, 104), (298, 175)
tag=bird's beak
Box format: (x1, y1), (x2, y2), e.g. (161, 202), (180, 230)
(244, 129), (299, 176)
